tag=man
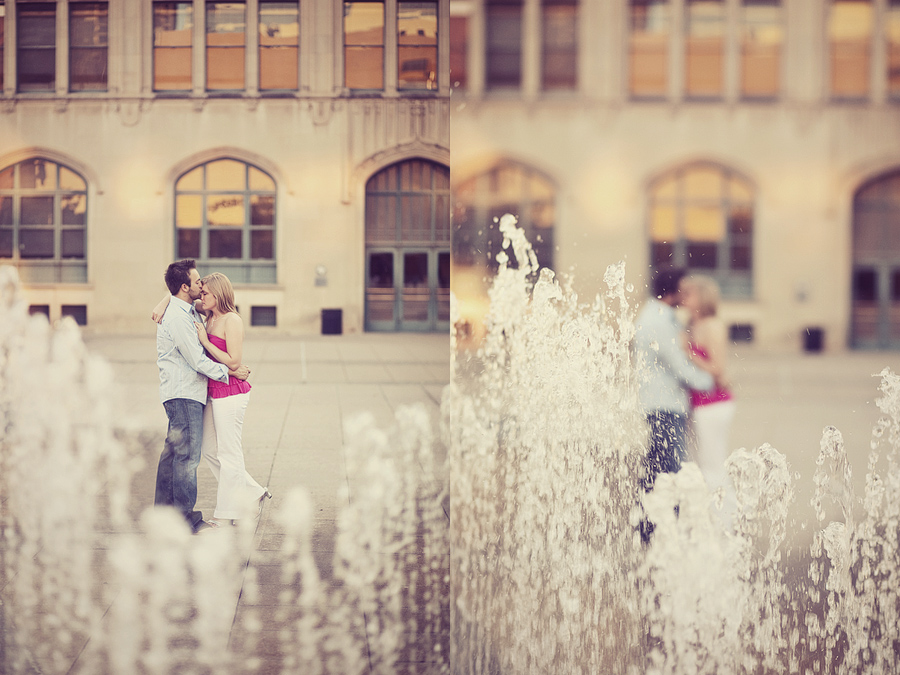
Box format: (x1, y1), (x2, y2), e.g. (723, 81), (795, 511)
(155, 259), (249, 533)
(634, 268), (713, 494)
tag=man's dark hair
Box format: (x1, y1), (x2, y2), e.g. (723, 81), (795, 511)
(164, 259), (196, 295)
(651, 268), (685, 299)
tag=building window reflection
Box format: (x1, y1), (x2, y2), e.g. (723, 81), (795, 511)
(259, 1), (299, 90)
(542, 0), (577, 91)
(0, 158), (88, 283)
(174, 158), (276, 284)
(153, 1), (194, 91)
(449, 9), (467, 90)
(650, 163), (753, 298)
(17, 2), (56, 92)
(399, 1), (438, 90)
(829, 0), (872, 99)
(344, 0), (385, 89)
(685, 0), (724, 99)
(629, 0), (669, 98)
(207, 2), (246, 91)
(741, 0), (781, 99)
(70, 2), (109, 92)
(486, 0), (522, 89)
(153, 1), (298, 93)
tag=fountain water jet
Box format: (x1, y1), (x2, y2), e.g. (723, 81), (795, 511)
(448, 214), (900, 675)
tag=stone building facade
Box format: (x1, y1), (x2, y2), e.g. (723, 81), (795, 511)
(1, 0), (450, 334)
(451, 0), (900, 351)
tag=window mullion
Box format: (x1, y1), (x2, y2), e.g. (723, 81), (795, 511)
(200, 193), (209, 260)
(246, 0), (259, 94)
(724, 0), (740, 103)
(385, 0), (399, 94)
(57, 0), (69, 96)
(193, 0), (205, 96)
(522, 0), (540, 99)
(872, 0), (887, 103)
(12, 164), (20, 261)
(4, 2), (16, 96)
(54, 191), (61, 261)
(243, 167), (250, 261)
(670, 0), (685, 102)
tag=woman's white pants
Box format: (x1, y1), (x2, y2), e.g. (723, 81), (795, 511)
(689, 400), (737, 526)
(201, 392), (265, 520)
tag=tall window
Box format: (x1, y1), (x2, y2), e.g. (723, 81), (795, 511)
(259, 1), (299, 90)
(365, 160), (450, 332)
(175, 159), (276, 284)
(449, 12), (467, 89)
(851, 170), (900, 348)
(207, 2), (246, 90)
(685, 0), (724, 98)
(486, 0), (522, 89)
(344, 0), (384, 89)
(0, 158), (88, 283)
(829, 0), (872, 99)
(398, 1), (437, 90)
(542, 0), (577, 90)
(70, 2), (108, 91)
(17, 2), (56, 92)
(649, 163), (753, 298)
(888, 0), (900, 99)
(741, 0), (781, 99)
(452, 161), (555, 272)
(153, 2), (193, 91)
(629, 0), (669, 98)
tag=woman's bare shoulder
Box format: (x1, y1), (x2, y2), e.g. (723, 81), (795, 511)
(224, 312), (244, 328)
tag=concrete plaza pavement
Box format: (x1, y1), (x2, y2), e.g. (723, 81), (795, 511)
(82, 330), (451, 674)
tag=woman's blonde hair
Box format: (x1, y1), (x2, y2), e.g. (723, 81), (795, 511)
(201, 272), (239, 315)
(683, 274), (720, 318)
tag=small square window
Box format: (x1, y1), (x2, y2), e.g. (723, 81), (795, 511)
(29, 305), (50, 318)
(729, 323), (754, 342)
(61, 304), (87, 326)
(251, 305), (277, 326)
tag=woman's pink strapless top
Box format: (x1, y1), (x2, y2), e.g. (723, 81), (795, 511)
(689, 343), (731, 407)
(207, 334), (252, 399)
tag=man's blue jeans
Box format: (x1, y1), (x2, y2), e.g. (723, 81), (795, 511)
(643, 410), (688, 492)
(155, 398), (205, 532)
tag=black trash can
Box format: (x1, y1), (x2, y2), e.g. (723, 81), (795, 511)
(321, 308), (342, 335)
(803, 327), (824, 353)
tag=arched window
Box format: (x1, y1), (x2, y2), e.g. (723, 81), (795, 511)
(364, 158), (450, 332)
(452, 160), (555, 272)
(649, 162), (753, 297)
(0, 158), (88, 283)
(174, 158), (276, 284)
(851, 169), (900, 348)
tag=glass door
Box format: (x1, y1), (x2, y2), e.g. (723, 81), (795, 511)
(366, 250), (397, 331)
(365, 248), (450, 332)
(851, 264), (900, 349)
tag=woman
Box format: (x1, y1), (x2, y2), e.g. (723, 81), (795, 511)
(152, 273), (271, 528)
(194, 272), (271, 527)
(679, 274), (736, 524)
